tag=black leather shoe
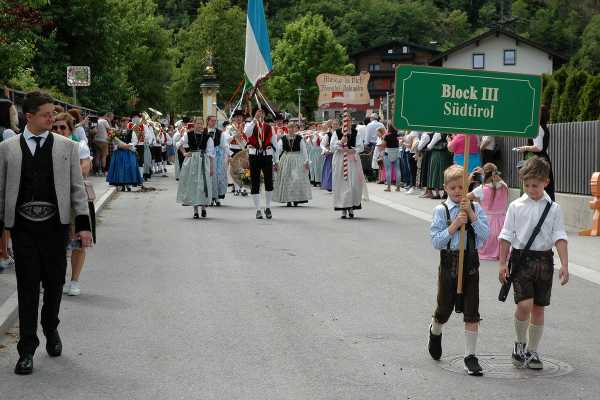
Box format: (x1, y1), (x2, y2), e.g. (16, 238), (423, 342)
(193, 213), (200, 219)
(14, 354), (34, 375)
(428, 325), (442, 360)
(265, 208), (272, 219)
(46, 331), (62, 357)
(201, 209), (207, 218)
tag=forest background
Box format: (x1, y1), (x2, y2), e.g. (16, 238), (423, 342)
(2, 0), (600, 122)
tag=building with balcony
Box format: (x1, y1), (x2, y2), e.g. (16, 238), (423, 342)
(350, 41), (440, 110)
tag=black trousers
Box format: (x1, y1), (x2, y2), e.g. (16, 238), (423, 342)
(177, 150), (185, 169)
(249, 154), (273, 194)
(12, 225), (69, 356)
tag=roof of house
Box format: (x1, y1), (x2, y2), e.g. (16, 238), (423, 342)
(350, 40), (440, 58)
(429, 28), (568, 65)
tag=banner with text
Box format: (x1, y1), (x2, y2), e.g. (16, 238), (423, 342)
(317, 72), (370, 110)
(394, 65), (541, 138)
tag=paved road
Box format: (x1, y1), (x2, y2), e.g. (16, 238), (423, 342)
(1, 175), (599, 399)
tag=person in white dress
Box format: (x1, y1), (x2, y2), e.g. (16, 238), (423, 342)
(331, 118), (367, 219)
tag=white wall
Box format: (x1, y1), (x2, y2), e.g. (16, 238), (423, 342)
(442, 34), (554, 75)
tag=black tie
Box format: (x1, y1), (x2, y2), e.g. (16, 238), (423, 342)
(32, 136), (43, 156)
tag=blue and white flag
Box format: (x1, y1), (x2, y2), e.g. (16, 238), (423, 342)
(244, 0), (272, 87)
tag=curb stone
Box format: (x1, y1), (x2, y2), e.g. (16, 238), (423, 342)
(0, 186), (117, 337)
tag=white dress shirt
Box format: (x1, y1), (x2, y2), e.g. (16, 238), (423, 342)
(417, 133), (431, 151)
(366, 120), (384, 144)
(427, 132), (442, 150)
(499, 192), (568, 251)
(23, 127), (50, 155)
(532, 126), (545, 150)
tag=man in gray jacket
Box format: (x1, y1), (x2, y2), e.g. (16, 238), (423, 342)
(0, 91), (92, 375)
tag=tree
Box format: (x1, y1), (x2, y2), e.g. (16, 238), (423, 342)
(170, 0), (245, 114)
(578, 74), (600, 121)
(25, 0), (175, 113)
(549, 66), (569, 122)
(0, 0), (48, 85)
(557, 69), (588, 122)
(265, 14), (354, 116)
(572, 14), (600, 75)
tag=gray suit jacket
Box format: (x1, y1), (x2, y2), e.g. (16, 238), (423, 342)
(0, 133), (90, 231)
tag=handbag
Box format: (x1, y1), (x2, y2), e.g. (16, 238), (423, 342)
(498, 201), (552, 302)
(83, 180), (96, 202)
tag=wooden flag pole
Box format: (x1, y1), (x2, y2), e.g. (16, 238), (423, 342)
(455, 134), (470, 313)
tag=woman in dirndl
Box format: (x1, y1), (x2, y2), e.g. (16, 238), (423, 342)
(176, 119), (214, 219)
(308, 127), (324, 187)
(273, 122), (312, 206)
(331, 124), (367, 219)
(107, 115), (144, 191)
(320, 120), (334, 192)
(427, 132), (453, 199)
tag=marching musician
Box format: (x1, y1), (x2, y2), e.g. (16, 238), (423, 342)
(227, 109), (248, 196)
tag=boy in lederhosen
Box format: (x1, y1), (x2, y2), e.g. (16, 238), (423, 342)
(428, 165), (489, 376)
(499, 157), (569, 370)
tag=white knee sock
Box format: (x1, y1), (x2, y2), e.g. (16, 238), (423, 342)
(253, 194), (261, 210)
(514, 317), (529, 343)
(193, 206), (198, 213)
(265, 191), (272, 208)
(527, 323), (544, 352)
(431, 318), (443, 335)
(465, 330), (478, 357)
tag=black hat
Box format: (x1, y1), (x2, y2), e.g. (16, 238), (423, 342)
(231, 109), (246, 118)
(130, 111), (142, 119)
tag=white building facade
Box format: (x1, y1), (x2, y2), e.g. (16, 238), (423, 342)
(430, 29), (566, 76)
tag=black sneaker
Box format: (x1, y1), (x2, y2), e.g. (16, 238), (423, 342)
(463, 354), (483, 376)
(512, 342), (526, 367)
(428, 325), (442, 360)
(524, 351), (543, 370)
(256, 210), (263, 219)
(265, 208), (272, 219)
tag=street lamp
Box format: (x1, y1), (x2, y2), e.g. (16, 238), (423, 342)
(296, 88), (304, 123)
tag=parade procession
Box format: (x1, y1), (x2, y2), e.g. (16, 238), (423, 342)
(2, 1), (600, 399)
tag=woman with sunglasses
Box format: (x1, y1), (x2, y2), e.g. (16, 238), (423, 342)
(54, 113), (93, 296)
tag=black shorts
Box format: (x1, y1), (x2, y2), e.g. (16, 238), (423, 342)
(151, 146), (162, 162)
(511, 249), (554, 306)
(433, 250), (480, 324)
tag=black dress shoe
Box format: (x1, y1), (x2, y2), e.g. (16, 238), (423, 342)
(46, 331), (62, 357)
(201, 209), (207, 218)
(256, 210), (263, 219)
(14, 354), (34, 375)
(265, 208), (272, 219)
(193, 213), (200, 219)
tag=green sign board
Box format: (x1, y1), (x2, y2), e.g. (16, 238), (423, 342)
(394, 65), (542, 138)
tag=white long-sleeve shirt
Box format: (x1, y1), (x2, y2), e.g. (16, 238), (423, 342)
(277, 135), (308, 162)
(330, 131), (365, 154)
(417, 132), (431, 151)
(320, 132), (332, 154)
(180, 132), (215, 158)
(427, 132), (442, 150)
